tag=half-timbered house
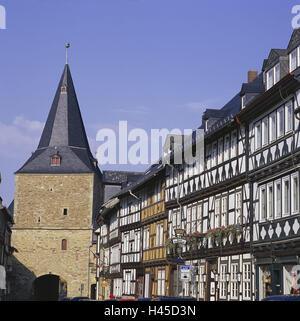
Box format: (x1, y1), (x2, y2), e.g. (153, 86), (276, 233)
(237, 28), (300, 301)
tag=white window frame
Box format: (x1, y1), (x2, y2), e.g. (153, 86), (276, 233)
(198, 265), (205, 299)
(282, 176), (290, 217)
(260, 185), (267, 221)
(255, 122), (262, 150)
(221, 196), (227, 227)
(215, 198), (221, 228)
(269, 112), (276, 142)
(285, 100), (293, 133)
(212, 142), (217, 167)
(290, 48), (298, 72)
(266, 68), (274, 91)
(224, 135), (230, 161)
(143, 228), (150, 250)
(157, 269), (166, 296)
(275, 180), (282, 219)
(156, 223), (164, 247)
(262, 117), (269, 146)
(277, 106), (285, 137)
(219, 264), (227, 299)
(267, 182), (274, 220)
(291, 173), (299, 215)
(197, 203), (203, 232)
(218, 138), (223, 165)
(231, 131), (237, 158)
(243, 263), (251, 301)
(231, 263), (239, 300)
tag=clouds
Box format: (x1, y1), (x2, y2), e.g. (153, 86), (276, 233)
(0, 116), (44, 159)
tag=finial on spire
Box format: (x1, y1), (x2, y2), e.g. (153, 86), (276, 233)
(65, 43), (70, 65)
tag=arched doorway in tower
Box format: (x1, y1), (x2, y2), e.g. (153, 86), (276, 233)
(32, 274), (67, 301)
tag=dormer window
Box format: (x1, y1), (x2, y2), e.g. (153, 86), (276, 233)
(266, 63), (280, 90)
(289, 47), (299, 72)
(51, 155), (61, 166)
(241, 95), (246, 109)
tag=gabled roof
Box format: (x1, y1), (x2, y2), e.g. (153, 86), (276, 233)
(240, 72), (265, 95)
(287, 28), (300, 53)
(16, 64), (101, 176)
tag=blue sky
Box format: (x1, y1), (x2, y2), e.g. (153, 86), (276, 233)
(0, 0), (298, 205)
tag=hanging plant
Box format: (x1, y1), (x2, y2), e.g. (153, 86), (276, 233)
(165, 239), (177, 255)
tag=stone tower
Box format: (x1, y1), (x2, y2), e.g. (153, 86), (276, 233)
(11, 63), (103, 300)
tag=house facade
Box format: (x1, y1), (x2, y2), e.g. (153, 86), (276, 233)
(95, 29), (300, 301)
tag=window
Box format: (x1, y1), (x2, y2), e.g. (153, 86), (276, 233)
(51, 155), (61, 166)
(215, 199), (221, 228)
(231, 131), (237, 158)
(241, 95), (246, 109)
(220, 264), (227, 299)
(266, 63), (280, 90)
(218, 138), (223, 164)
(292, 174), (299, 214)
(224, 135), (230, 161)
(255, 122), (261, 150)
(290, 48), (298, 72)
(231, 264), (239, 300)
(197, 204), (203, 232)
(157, 270), (166, 296)
(191, 206), (197, 233)
(156, 223), (164, 247)
(277, 107), (284, 137)
(243, 263), (251, 300)
(285, 101), (293, 133)
(143, 228), (149, 250)
(236, 191), (242, 225)
(186, 207), (191, 234)
(61, 239), (67, 251)
(198, 265), (205, 299)
(63, 208), (68, 216)
(269, 112), (276, 142)
(267, 183), (273, 219)
(260, 186), (266, 220)
(221, 196), (227, 227)
(282, 177), (290, 216)
(262, 117), (269, 146)
(275, 180), (282, 218)
(61, 85), (67, 93)
(212, 142), (217, 167)
(266, 68), (274, 91)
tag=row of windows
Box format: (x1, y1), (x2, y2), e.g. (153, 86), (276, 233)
(169, 191), (242, 236)
(259, 173), (299, 221)
(143, 223), (164, 250)
(254, 100), (294, 151)
(165, 131), (239, 188)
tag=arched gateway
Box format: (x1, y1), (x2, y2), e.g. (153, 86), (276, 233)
(33, 274), (67, 301)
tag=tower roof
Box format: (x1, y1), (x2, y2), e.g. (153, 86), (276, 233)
(16, 64), (101, 176)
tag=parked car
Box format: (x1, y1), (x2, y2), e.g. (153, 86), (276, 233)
(154, 296), (197, 301)
(262, 295), (300, 301)
(117, 298), (136, 301)
(70, 296), (90, 301)
(136, 298), (152, 301)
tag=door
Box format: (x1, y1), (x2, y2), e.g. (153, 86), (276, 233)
(272, 264), (283, 296)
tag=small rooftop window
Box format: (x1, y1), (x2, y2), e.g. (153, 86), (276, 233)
(61, 86), (67, 93)
(51, 155), (61, 166)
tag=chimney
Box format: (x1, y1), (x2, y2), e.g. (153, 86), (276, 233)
(248, 70), (258, 83)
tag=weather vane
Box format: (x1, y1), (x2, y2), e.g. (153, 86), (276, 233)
(66, 42), (70, 64)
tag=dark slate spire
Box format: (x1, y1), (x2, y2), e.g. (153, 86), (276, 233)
(16, 64), (102, 176)
(38, 64), (90, 150)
